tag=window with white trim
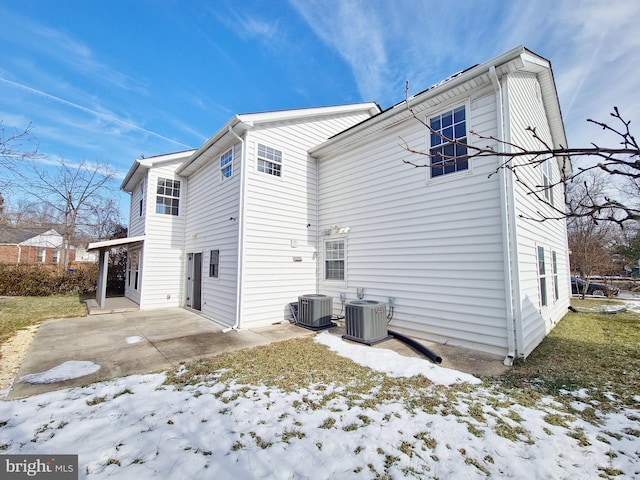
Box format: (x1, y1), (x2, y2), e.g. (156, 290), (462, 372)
(38, 249), (46, 263)
(324, 240), (345, 280)
(155, 177), (180, 216)
(537, 246), (548, 307)
(53, 250), (60, 264)
(257, 143), (282, 177)
(429, 105), (468, 178)
(551, 250), (559, 302)
(139, 180), (145, 217)
(209, 250), (219, 278)
(542, 159), (553, 205)
(220, 149), (233, 180)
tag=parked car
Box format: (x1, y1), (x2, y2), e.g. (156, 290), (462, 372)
(571, 276), (620, 297)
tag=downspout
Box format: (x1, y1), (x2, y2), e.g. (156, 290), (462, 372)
(225, 125), (246, 332)
(315, 155), (320, 294)
(490, 65), (517, 366)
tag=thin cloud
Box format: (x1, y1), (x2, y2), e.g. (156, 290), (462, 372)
(0, 76), (192, 150)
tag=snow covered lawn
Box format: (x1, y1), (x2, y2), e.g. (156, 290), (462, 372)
(0, 332), (638, 479)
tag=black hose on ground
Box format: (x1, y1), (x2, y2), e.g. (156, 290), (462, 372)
(387, 329), (443, 364)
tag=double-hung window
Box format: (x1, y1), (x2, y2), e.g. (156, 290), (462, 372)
(325, 240), (345, 281)
(551, 250), (559, 302)
(139, 180), (145, 217)
(257, 143), (282, 177)
(209, 250), (219, 278)
(537, 246), (548, 307)
(37, 249), (46, 263)
(429, 105), (468, 178)
(220, 149), (233, 180)
(542, 159), (553, 205)
(155, 177), (180, 216)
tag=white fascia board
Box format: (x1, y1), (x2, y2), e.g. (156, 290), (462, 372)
(121, 150), (196, 192)
(237, 103), (380, 124)
(87, 235), (145, 251)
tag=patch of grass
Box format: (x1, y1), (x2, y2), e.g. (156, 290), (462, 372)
(498, 298), (640, 411)
(319, 417), (336, 429)
(86, 396), (107, 406)
(113, 388), (133, 398)
(0, 295), (87, 349)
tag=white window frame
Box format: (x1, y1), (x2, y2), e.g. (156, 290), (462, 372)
(551, 250), (559, 302)
(37, 248), (46, 263)
(427, 103), (469, 181)
(324, 238), (346, 282)
(537, 245), (548, 308)
(541, 159), (554, 206)
(257, 143), (283, 177)
(155, 177), (180, 216)
(220, 149), (233, 181)
(52, 250), (60, 264)
(139, 179), (145, 217)
(209, 249), (219, 278)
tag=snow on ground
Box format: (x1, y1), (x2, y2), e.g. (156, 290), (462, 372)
(0, 334), (638, 479)
(17, 361), (101, 384)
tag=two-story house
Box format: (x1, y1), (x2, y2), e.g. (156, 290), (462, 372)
(90, 46), (570, 362)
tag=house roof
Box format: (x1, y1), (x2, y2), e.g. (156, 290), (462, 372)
(309, 45), (568, 170)
(87, 235), (145, 251)
(175, 103), (380, 177)
(121, 149), (196, 193)
(0, 227), (59, 245)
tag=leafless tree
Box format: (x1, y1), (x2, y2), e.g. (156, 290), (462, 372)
(21, 158), (118, 270)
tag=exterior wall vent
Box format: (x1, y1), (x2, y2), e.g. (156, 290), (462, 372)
(297, 294), (333, 330)
(344, 300), (390, 345)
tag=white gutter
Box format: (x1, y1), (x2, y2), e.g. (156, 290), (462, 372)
(225, 125), (246, 332)
(490, 65), (517, 366)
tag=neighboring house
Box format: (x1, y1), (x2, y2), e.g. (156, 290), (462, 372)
(91, 46), (571, 363)
(0, 227), (76, 265)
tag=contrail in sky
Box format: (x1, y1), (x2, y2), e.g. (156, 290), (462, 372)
(0, 76), (193, 149)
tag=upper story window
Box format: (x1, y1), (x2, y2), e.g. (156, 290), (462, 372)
(429, 105), (468, 178)
(155, 177), (180, 216)
(139, 180), (145, 217)
(542, 159), (553, 205)
(257, 143), (282, 177)
(220, 149), (233, 180)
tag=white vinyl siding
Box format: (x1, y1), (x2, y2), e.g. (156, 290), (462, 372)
(134, 159), (188, 309)
(317, 88), (511, 356)
(239, 111), (372, 327)
(128, 178), (146, 237)
(506, 71), (570, 357)
(183, 142), (242, 326)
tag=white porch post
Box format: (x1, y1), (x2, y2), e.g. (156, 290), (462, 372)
(96, 248), (109, 308)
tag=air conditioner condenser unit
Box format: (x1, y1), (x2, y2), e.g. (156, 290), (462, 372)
(297, 294), (335, 330)
(343, 300), (390, 345)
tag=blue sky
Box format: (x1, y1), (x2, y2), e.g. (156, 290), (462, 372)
(1, 0), (639, 218)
